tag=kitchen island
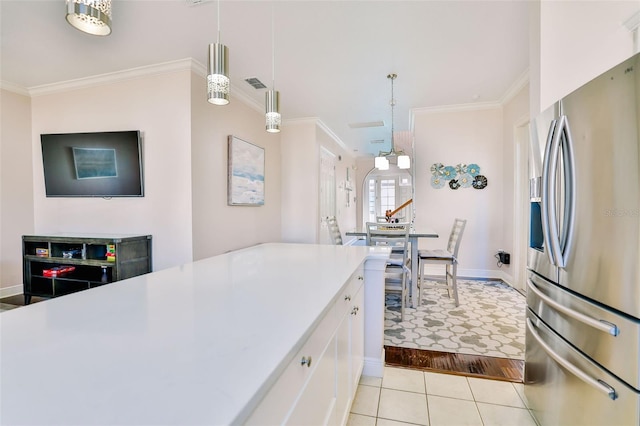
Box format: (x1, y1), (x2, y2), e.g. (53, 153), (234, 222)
(0, 243), (389, 425)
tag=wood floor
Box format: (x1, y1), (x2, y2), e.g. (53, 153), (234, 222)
(384, 346), (524, 383)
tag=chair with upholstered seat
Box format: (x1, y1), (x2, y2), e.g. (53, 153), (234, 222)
(418, 218), (466, 306)
(366, 222), (411, 321)
(327, 216), (343, 245)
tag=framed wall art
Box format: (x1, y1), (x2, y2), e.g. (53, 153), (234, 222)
(227, 136), (265, 206)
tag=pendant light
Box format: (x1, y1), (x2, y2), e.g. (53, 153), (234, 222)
(374, 156), (389, 170)
(265, 3), (281, 133)
(375, 73), (411, 170)
(207, 0), (230, 105)
(65, 0), (112, 36)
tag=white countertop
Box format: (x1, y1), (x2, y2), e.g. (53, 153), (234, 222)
(0, 243), (388, 425)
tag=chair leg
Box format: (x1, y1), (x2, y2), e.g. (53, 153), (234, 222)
(451, 263), (459, 307)
(418, 258), (423, 307)
(400, 271), (406, 322)
(444, 264), (452, 299)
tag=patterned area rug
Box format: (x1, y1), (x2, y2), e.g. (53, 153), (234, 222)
(385, 278), (526, 360)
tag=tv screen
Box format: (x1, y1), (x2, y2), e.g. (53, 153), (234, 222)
(40, 131), (144, 197)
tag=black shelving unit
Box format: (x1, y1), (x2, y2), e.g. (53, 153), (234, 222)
(22, 234), (152, 304)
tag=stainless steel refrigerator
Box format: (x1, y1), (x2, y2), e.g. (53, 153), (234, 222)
(526, 52), (640, 425)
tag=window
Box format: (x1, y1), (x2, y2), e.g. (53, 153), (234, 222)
(380, 179), (396, 214)
(363, 166), (413, 225)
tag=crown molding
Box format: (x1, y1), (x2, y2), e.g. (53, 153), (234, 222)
(0, 80), (30, 96)
(11, 57), (263, 114)
(624, 10), (640, 31)
(500, 68), (529, 105)
(409, 70), (529, 127)
(28, 58), (197, 97)
(283, 117), (351, 154)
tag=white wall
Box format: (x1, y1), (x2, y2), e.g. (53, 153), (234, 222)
(31, 70), (194, 272)
(0, 89), (34, 292)
(532, 0), (639, 114)
(280, 119), (357, 244)
(281, 120), (318, 243)
(190, 72), (282, 259)
(501, 85), (531, 287)
(412, 105), (505, 278)
(316, 125), (358, 241)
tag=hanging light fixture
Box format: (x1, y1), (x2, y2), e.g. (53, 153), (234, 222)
(65, 0), (112, 36)
(265, 3), (281, 133)
(375, 156), (389, 170)
(207, 0), (229, 105)
(375, 73), (411, 170)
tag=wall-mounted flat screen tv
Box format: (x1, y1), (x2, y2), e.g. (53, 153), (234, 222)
(40, 130), (144, 197)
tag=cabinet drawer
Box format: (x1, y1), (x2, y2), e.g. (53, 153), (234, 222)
(245, 306), (337, 425)
(335, 269), (364, 320)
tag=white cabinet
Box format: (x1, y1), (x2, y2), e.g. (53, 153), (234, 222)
(335, 270), (364, 425)
(350, 277), (365, 395)
(246, 268), (365, 426)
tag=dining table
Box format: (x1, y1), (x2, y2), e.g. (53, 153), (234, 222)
(346, 226), (439, 308)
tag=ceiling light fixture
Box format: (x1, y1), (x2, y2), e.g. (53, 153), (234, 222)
(65, 0), (112, 36)
(207, 0), (229, 105)
(265, 3), (281, 133)
(375, 73), (411, 170)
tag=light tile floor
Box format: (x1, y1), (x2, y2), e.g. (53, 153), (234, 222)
(349, 366), (538, 426)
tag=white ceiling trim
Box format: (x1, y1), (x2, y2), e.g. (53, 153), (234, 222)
(0, 80), (30, 96)
(283, 117), (351, 155)
(28, 58), (197, 97)
(409, 71), (529, 132)
(499, 69), (529, 105)
(19, 57), (263, 114)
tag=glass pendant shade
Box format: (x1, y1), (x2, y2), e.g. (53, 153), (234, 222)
(375, 156), (389, 170)
(207, 43), (230, 105)
(397, 154), (411, 169)
(265, 90), (281, 133)
(65, 0), (112, 36)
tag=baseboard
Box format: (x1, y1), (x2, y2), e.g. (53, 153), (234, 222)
(420, 266), (513, 285)
(0, 284), (23, 298)
(362, 354), (384, 378)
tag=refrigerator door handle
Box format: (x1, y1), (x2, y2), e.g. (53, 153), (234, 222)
(546, 117), (564, 267)
(526, 318), (618, 400)
(527, 279), (620, 336)
(541, 119), (558, 265)
(558, 115), (576, 268)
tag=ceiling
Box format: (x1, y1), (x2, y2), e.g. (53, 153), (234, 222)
(0, 0), (530, 158)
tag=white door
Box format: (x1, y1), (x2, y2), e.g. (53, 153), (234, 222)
(319, 147), (336, 243)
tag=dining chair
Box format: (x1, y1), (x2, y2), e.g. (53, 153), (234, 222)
(326, 216), (343, 245)
(366, 222), (411, 321)
(418, 218), (467, 307)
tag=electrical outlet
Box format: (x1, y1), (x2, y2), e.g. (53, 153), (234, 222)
(498, 251), (510, 264)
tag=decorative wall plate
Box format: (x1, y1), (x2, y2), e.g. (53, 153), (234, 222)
(431, 162), (485, 190)
(442, 166), (457, 180)
(467, 163), (481, 177)
(431, 175), (445, 189)
(430, 163), (444, 176)
(473, 175), (488, 189)
(459, 173), (473, 188)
